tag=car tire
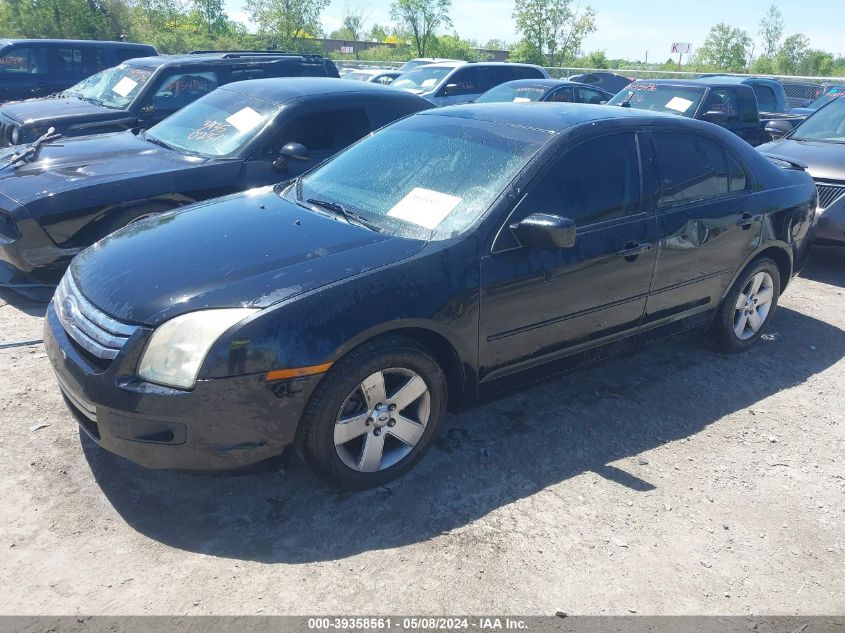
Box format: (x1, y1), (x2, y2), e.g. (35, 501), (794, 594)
(295, 335), (447, 490)
(710, 257), (781, 353)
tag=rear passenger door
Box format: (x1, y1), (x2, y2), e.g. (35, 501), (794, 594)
(642, 130), (762, 333)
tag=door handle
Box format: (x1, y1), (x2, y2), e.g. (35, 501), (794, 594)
(736, 213), (761, 228)
(616, 242), (653, 259)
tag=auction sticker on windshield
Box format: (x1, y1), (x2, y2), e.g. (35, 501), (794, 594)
(112, 77), (138, 97)
(387, 188), (462, 229)
(513, 97), (532, 103)
(665, 96), (694, 113)
(421, 79), (438, 88)
(225, 107), (264, 133)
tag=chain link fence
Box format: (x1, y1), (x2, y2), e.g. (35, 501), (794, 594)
(336, 61), (845, 110)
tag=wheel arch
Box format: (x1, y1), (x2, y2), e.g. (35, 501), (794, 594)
(719, 242), (793, 307)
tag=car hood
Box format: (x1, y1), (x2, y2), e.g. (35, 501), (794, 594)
(0, 96), (124, 125)
(758, 138), (845, 182)
(71, 187), (427, 326)
(0, 131), (206, 207)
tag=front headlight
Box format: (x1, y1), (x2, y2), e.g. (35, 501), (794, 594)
(10, 126), (20, 145)
(138, 308), (257, 389)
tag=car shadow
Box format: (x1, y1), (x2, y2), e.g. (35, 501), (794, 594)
(800, 246), (845, 288)
(83, 306), (845, 564)
(0, 287), (48, 318)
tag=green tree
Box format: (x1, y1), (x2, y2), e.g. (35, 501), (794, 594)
(245, 0), (330, 51)
(482, 38), (510, 51)
(389, 0), (452, 57)
(190, 0), (229, 36)
(509, 39), (544, 65)
(692, 23), (751, 72)
(512, 0), (596, 67)
(758, 4), (783, 58)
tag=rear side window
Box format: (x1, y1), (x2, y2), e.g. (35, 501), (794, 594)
(517, 132), (641, 228)
(653, 132), (730, 206)
(547, 87), (573, 103)
(0, 46), (47, 73)
(276, 108), (373, 152)
(230, 68), (267, 81)
(753, 84), (777, 112)
(53, 47), (107, 75)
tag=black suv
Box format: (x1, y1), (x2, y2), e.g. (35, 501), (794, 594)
(0, 39), (157, 103)
(0, 51), (340, 147)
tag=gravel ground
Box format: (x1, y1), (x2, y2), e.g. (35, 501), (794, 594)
(0, 249), (843, 616)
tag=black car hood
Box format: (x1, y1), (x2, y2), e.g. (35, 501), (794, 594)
(0, 96), (126, 125)
(758, 138), (845, 182)
(0, 131), (207, 207)
(71, 188), (426, 326)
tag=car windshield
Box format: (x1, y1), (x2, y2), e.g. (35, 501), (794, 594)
(65, 64), (156, 110)
(343, 72), (372, 82)
(607, 83), (706, 117)
(400, 60), (433, 71)
(476, 83), (550, 103)
(392, 67), (453, 94)
(294, 115), (548, 241)
(145, 89), (280, 157)
(790, 97), (845, 143)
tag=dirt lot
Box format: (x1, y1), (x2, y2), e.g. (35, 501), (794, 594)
(0, 249), (843, 616)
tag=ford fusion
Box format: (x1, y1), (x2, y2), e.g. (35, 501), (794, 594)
(0, 78), (430, 299)
(45, 104), (816, 490)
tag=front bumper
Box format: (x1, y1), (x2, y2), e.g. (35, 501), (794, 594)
(44, 302), (321, 471)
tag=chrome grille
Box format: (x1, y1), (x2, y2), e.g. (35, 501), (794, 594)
(816, 183), (845, 211)
(54, 273), (138, 361)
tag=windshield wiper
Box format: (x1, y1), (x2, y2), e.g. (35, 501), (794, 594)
(306, 198), (382, 233)
(142, 132), (175, 151)
(3, 127), (61, 169)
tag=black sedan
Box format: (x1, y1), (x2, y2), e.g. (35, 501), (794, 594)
(759, 95), (845, 246)
(474, 79), (613, 105)
(45, 104), (816, 489)
(0, 78), (432, 299)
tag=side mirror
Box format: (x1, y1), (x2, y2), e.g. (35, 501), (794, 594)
(510, 213), (577, 249)
(441, 83), (459, 97)
(599, 100), (608, 105)
(702, 110), (729, 127)
(765, 120), (793, 140)
(273, 142), (310, 171)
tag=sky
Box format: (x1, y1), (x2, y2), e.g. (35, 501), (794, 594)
(224, 0), (844, 61)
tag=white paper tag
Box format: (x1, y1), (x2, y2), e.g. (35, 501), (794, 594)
(112, 76), (138, 97)
(665, 96), (694, 113)
(513, 97), (532, 103)
(387, 188), (462, 229)
(421, 78), (437, 88)
(225, 107), (264, 133)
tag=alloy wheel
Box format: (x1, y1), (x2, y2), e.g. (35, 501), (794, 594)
(733, 271), (775, 340)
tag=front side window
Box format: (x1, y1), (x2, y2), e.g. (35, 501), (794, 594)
(151, 71), (219, 112)
(514, 132), (641, 228)
(574, 87), (605, 104)
(145, 89), (281, 157)
(392, 66), (453, 94)
(65, 64), (156, 109)
(273, 108), (372, 152)
(294, 115), (548, 241)
(0, 46), (47, 74)
(441, 67), (478, 96)
(702, 88), (739, 123)
(653, 132), (730, 206)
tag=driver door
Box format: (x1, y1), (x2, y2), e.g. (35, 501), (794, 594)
(478, 130), (659, 390)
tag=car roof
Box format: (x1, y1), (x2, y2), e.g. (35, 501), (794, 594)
(219, 77), (417, 104)
(496, 79), (608, 90)
(347, 68), (398, 75)
(627, 78), (744, 90)
(123, 52), (328, 69)
(696, 75), (778, 86)
(419, 102), (674, 134)
(418, 61), (543, 70)
(0, 38), (152, 47)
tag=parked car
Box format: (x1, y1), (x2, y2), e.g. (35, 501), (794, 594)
(607, 79), (805, 146)
(0, 78), (431, 299)
(0, 38), (157, 103)
(475, 79), (613, 104)
(392, 61), (549, 106)
(759, 96), (845, 246)
(342, 68), (402, 85)
(695, 75), (790, 114)
(788, 85), (845, 116)
(398, 58), (460, 72)
(44, 103), (815, 489)
(0, 51), (340, 148)
(568, 71), (632, 94)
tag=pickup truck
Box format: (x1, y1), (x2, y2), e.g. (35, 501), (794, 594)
(606, 78), (806, 146)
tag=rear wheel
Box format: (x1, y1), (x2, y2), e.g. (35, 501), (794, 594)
(296, 335), (447, 490)
(711, 257), (780, 353)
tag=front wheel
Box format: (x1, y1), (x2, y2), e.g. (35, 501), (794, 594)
(710, 257), (781, 353)
(296, 336), (447, 490)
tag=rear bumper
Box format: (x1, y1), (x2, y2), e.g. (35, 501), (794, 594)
(44, 302), (321, 471)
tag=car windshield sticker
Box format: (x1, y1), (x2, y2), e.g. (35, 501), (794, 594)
(421, 78), (438, 88)
(666, 96), (694, 113)
(225, 107), (264, 133)
(187, 120), (231, 142)
(513, 97), (533, 103)
(112, 77), (139, 97)
(387, 188), (462, 229)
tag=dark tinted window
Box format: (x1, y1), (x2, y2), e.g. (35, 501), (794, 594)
(367, 104), (416, 129)
(574, 86), (606, 104)
(445, 67), (479, 95)
(727, 155), (748, 192)
(654, 132), (729, 206)
(0, 46), (47, 73)
(546, 87), (573, 102)
(115, 48), (146, 64)
(702, 88), (739, 123)
(230, 68), (267, 81)
(518, 132), (641, 228)
(753, 84), (777, 111)
(276, 108), (372, 152)
(518, 66), (545, 79)
(151, 71), (219, 111)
